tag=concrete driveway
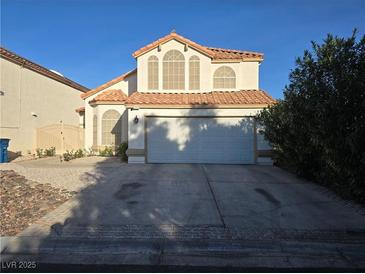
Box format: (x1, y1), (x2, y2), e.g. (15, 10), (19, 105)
(17, 163), (365, 233)
(3, 162), (365, 268)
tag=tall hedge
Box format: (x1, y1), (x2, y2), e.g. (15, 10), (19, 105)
(257, 31), (365, 203)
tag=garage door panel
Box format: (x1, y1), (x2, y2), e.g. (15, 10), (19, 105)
(147, 117), (254, 164)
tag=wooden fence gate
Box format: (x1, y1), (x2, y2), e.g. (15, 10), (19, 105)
(36, 123), (84, 154)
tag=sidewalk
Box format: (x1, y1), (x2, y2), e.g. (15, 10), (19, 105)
(1, 226), (365, 269)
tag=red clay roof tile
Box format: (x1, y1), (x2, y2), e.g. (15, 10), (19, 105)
(133, 32), (215, 58)
(132, 32), (263, 61)
(89, 89), (128, 104)
(207, 47), (263, 60)
(81, 69), (136, 99)
(125, 90), (275, 107)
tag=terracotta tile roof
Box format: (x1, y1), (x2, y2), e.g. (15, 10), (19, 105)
(207, 47), (263, 60)
(126, 90), (275, 107)
(75, 106), (85, 113)
(133, 32), (214, 58)
(0, 46), (89, 92)
(81, 69), (137, 99)
(89, 89), (128, 104)
(132, 32), (263, 61)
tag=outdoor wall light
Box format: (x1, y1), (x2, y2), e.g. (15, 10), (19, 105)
(134, 115), (139, 124)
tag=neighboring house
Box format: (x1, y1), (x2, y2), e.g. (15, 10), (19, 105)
(0, 47), (89, 157)
(82, 31), (275, 164)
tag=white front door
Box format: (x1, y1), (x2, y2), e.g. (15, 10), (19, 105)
(146, 117), (255, 164)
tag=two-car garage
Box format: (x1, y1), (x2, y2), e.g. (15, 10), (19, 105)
(126, 90), (275, 164)
(146, 117), (256, 164)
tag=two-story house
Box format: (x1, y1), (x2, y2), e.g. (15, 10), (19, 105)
(81, 32), (275, 164)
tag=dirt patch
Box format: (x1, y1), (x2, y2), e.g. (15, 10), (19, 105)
(0, 170), (75, 236)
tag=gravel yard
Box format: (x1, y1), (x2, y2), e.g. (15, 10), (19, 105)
(0, 156), (122, 192)
(0, 164), (94, 192)
(0, 157), (123, 236)
(0, 170), (75, 236)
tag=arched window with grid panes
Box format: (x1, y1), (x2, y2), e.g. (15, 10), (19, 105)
(148, 55), (159, 90)
(189, 56), (200, 90)
(163, 50), (185, 90)
(213, 66), (236, 89)
(101, 110), (121, 146)
(93, 115), (98, 147)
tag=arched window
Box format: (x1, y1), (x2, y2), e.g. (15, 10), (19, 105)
(93, 115), (98, 147)
(148, 56), (159, 90)
(213, 66), (236, 89)
(163, 50), (185, 90)
(102, 110), (121, 146)
(189, 56), (200, 90)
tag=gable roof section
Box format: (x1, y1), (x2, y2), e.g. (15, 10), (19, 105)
(0, 46), (89, 92)
(133, 32), (215, 58)
(81, 69), (136, 99)
(89, 89), (128, 105)
(125, 90), (275, 108)
(132, 32), (263, 61)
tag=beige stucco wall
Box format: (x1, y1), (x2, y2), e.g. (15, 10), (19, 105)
(96, 71), (137, 96)
(83, 72), (136, 149)
(136, 39), (260, 93)
(0, 58), (84, 154)
(127, 107), (266, 163)
(240, 61), (259, 90)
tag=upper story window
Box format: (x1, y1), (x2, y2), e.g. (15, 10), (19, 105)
(148, 56), (159, 90)
(189, 56), (200, 90)
(213, 66), (236, 89)
(102, 110), (121, 146)
(163, 50), (185, 90)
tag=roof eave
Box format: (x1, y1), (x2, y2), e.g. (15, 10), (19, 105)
(89, 100), (126, 106)
(1, 47), (89, 93)
(125, 103), (272, 109)
(132, 34), (214, 59)
(81, 69), (137, 99)
(211, 57), (264, 63)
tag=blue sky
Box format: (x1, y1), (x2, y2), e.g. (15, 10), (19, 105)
(1, 0), (365, 99)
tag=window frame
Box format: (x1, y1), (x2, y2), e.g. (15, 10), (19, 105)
(213, 66), (236, 89)
(101, 110), (121, 146)
(162, 50), (185, 90)
(189, 55), (200, 90)
(148, 55), (159, 90)
(93, 114), (98, 147)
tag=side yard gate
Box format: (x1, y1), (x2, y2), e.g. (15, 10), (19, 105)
(36, 123), (84, 154)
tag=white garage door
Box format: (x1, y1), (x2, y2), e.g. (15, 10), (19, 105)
(146, 117), (255, 164)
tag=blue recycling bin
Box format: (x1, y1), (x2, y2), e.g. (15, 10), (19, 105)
(0, 138), (10, 163)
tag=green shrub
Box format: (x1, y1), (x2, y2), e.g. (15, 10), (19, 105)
(257, 30), (365, 203)
(116, 142), (128, 161)
(36, 148), (44, 158)
(99, 146), (114, 157)
(44, 147), (56, 157)
(85, 147), (97, 157)
(62, 150), (74, 161)
(73, 149), (84, 158)
(36, 147), (56, 158)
